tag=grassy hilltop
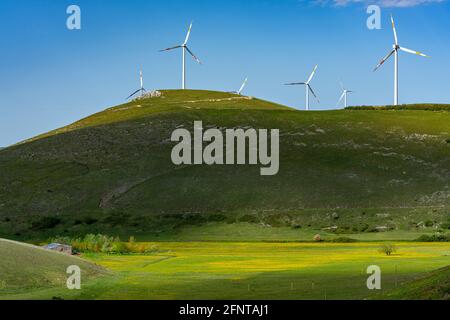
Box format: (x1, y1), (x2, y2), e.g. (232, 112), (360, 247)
(0, 90), (449, 241)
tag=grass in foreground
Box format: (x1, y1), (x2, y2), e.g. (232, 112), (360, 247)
(374, 265), (450, 300)
(0, 239), (107, 296)
(2, 241), (448, 300)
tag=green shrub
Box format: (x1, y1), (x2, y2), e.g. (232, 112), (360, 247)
(49, 234), (163, 254)
(330, 237), (358, 243)
(357, 223), (369, 232)
(103, 212), (130, 227)
(239, 214), (259, 223)
(416, 233), (450, 242)
(111, 242), (130, 254)
(440, 222), (450, 230)
(425, 220), (434, 227)
(83, 217), (98, 225)
(182, 213), (207, 225)
(208, 214), (227, 222)
(346, 104), (450, 111)
(334, 225), (352, 234)
(31, 216), (61, 230)
(262, 214), (291, 227)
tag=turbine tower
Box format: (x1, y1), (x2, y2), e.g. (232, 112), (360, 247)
(373, 15), (429, 106)
(337, 81), (353, 108)
(284, 65), (319, 111)
(126, 67), (146, 100)
(160, 22), (202, 90)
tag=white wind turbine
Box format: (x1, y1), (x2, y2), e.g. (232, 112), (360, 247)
(373, 15), (429, 106)
(284, 65), (319, 111)
(126, 67), (146, 100)
(336, 81), (353, 108)
(233, 77), (248, 95)
(160, 22), (202, 90)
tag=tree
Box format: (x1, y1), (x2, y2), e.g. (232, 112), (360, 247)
(379, 243), (397, 256)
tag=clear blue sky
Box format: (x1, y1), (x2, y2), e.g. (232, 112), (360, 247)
(1, 0), (449, 146)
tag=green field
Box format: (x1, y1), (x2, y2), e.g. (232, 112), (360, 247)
(1, 241), (449, 300)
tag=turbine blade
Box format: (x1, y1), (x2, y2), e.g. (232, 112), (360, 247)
(284, 82), (305, 86)
(399, 46), (429, 57)
(238, 77), (248, 94)
(308, 85), (320, 103)
(373, 49), (395, 72)
(340, 81), (344, 91)
(184, 22), (193, 45)
(306, 65), (318, 84)
(336, 91), (345, 106)
(126, 89), (141, 100)
(391, 15), (398, 45)
(185, 46), (202, 64)
(159, 45), (182, 52)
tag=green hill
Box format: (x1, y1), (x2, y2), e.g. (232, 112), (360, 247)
(0, 238), (106, 296)
(0, 90), (449, 241)
(376, 265), (450, 300)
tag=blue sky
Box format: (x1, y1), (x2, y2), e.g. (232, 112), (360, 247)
(0, 0), (449, 146)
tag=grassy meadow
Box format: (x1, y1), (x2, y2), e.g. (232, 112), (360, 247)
(1, 241), (449, 300)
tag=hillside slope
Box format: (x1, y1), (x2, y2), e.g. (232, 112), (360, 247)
(376, 265), (450, 300)
(0, 90), (449, 240)
(0, 239), (106, 295)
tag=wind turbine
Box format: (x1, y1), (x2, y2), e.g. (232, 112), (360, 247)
(159, 22), (202, 90)
(126, 67), (146, 100)
(336, 81), (353, 108)
(232, 77), (248, 95)
(284, 65), (319, 111)
(373, 15), (429, 106)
